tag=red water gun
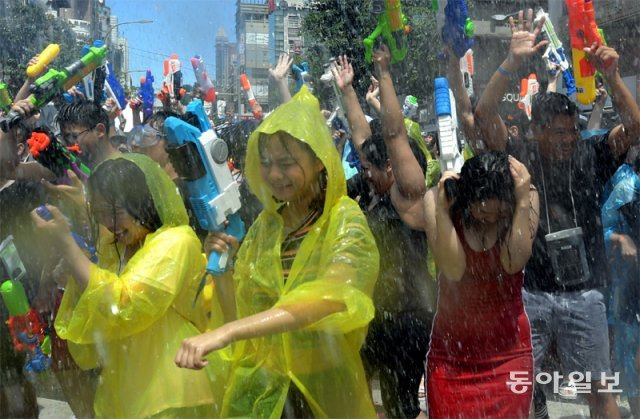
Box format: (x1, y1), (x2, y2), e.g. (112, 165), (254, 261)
(240, 74), (263, 119)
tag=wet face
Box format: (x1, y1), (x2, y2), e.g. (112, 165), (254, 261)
(534, 114), (579, 161)
(91, 196), (151, 247)
(259, 132), (324, 203)
(469, 198), (512, 225)
(134, 139), (169, 167)
(360, 156), (393, 195)
(61, 123), (104, 165)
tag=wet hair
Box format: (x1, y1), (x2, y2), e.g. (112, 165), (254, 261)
(144, 110), (180, 131)
(87, 158), (163, 233)
(361, 119), (428, 172)
(449, 151), (516, 234)
(531, 92), (578, 128)
(258, 131), (326, 211)
(56, 100), (110, 133)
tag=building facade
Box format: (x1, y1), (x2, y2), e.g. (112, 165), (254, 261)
(236, 0), (270, 114)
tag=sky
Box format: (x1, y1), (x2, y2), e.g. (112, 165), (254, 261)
(108, 0), (237, 86)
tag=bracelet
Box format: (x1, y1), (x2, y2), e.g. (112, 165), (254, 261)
(497, 66), (512, 77)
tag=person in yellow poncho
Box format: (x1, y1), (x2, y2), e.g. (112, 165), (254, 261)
(175, 86), (380, 418)
(31, 153), (216, 418)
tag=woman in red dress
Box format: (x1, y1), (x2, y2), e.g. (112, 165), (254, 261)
(423, 152), (539, 418)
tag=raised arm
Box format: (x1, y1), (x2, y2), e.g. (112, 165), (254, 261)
(586, 44), (640, 156)
(587, 86), (607, 130)
(445, 46), (480, 151)
(501, 157), (539, 273)
(269, 54), (294, 104)
(332, 55), (371, 150)
(423, 173), (466, 281)
(375, 45), (426, 202)
(474, 9), (548, 151)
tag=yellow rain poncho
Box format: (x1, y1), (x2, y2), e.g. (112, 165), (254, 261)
(54, 154), (216, 418)
(221, 86), (380, 418)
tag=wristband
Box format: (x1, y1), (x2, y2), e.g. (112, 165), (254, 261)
(497, 66), (512, 77)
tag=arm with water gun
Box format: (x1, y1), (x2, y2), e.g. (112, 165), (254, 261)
(363, 0), (410, 64)
(473, 9), (547, 151)
(163, 101), (245, 280)
(26, 130), (91, 183)
(240, 74), (263, 119)
(518, 73), (539, 121)
(15, 45), (61, 102)
(0, 236), (51, 373)
(191, 55), (217, 103)
(320, 58), (347, 123)
(104, 62), (127, 113)
(566, 0), (604, 105)
(534, 8), (576, 95)
(0, 45), (107, 132)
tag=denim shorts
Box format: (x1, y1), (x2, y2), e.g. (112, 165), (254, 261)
(523, 288), (611, 380)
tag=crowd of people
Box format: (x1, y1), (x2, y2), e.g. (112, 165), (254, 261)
(1, 7), (640, 419)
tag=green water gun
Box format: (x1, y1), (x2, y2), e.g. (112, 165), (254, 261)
(363, 0), (410, 64)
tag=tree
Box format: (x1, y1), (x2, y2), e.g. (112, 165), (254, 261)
(302, 0), (442, 109)
(0, 0), (77, 96)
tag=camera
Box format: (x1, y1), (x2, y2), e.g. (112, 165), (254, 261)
(545, 227), (591, 286)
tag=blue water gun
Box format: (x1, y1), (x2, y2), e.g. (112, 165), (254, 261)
(434, 77), (463, 173)
(104, 62), (127, 110)
(441, 0), (475, 59)
(164, 101), (245, 276)
(292, 62), (311, 92)
(137, 70), (155, 120)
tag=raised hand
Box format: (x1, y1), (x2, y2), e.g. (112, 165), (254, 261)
(584, 43), (619, 79)
(331, 55), (354, 91)
(269, 54), (294, 81)
(372, 44), (392, 78)
(508, 9), (549, 63)
(509, 155), (531, 205)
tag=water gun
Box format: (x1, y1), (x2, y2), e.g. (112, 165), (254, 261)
(0, 81), (13, 114)
(440, 0), (474, 59)
(0, 279), (51, 373)
(191, 55), (217, 102)
(363, 0), (410, 64)
(135, 71), (155, 120)
(35, 206), (97, 263)
(0, 45), (108, 132)
(566, 0), (604, 105)
(104, 62), (127, 111)
(319, 58), (346, 122)
(434, 77), (463, 173)
(240, 74), (263, 119)
(518, 73), (539, 121)
(292, 62), (312, 92)
(159, 54), (184, 102)
(460, 49), (474, 98)
(534, 8), (576, 95)
(27, 44), (60, 79)
(164, 100), (245, 276)
(27, 130), (91, 182)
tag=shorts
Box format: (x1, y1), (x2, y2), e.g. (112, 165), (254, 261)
(523, 288), (611, 380)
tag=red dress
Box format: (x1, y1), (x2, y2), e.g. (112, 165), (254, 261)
(427, 220), (533, 418)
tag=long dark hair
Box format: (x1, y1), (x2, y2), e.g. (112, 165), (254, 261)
(449, 151), (516, 235)
(87, 158), (163, 233)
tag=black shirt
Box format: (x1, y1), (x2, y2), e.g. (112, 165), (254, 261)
(507, 134), (624, 292)
(365, 193), (436, 318)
